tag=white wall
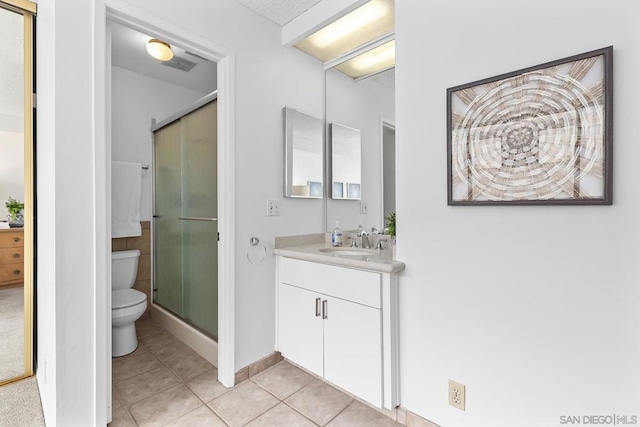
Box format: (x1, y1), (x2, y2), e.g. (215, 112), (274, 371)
(111, 65), (210, 220)
(326, 69), (395, 231)
(36, 0), (99, 425)
(396, 1), (640, 426)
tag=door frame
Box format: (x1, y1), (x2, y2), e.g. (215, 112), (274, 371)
(97, 0), (236, 420)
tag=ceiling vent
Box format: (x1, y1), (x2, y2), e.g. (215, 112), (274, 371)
(161, 55), (197, 72)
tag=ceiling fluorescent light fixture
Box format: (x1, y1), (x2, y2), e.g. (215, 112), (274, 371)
(146, 38), (174, 61)
(334, 40), (395, 79)
(295, 0), (394, 63)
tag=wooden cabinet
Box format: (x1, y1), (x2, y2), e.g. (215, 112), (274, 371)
(0, 230), (24, 286)
(276, 256), (398, 409)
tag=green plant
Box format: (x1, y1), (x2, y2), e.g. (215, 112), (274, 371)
(6, 197), (24, 220)
(385, 211), (396, 237)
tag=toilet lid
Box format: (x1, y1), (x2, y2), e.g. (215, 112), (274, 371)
(113, 289), (146, 309)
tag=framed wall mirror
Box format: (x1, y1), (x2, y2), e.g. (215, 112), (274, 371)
(324, 40), (396, 232)
(0, 0), (35, 386)
(283, 106), (323, 198)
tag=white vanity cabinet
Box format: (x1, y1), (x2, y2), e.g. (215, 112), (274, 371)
(276, 256), (399, 409)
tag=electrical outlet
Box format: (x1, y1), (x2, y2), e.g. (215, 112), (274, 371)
(267, 199), (280, 216)
(360, 202), (368, 214)
(448, 380), (466, 411)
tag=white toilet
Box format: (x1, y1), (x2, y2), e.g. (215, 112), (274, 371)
(112, 249), (147, 357)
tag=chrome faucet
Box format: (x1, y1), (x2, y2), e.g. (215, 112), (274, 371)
(358, 230), (371, 249)
(375, 238), (388, 251)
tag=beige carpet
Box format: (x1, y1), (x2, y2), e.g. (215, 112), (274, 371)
(0, 377), (45, 426)
(0, 286), (24, 381)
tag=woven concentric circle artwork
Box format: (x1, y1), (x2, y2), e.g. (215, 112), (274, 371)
(447, 47), (612, 205)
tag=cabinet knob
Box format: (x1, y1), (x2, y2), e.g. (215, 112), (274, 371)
(322, 300), (328, 319)
(13, 253), (20, 258)
(13, 237), (20, 242)
(315, 298), (321, 317)
(14, 270), (20, 275)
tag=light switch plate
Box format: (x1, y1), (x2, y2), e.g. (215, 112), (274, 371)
(267, 199), (280, 216)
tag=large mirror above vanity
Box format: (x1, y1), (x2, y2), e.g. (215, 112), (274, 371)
(282, 0), (396, 236)
(324, 44), (396, 232)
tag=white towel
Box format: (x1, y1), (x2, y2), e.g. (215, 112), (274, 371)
(112, 161), (142, 238)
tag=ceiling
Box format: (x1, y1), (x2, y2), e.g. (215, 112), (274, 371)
(234, 0), (323, 26)
(110, 22), (217, 94)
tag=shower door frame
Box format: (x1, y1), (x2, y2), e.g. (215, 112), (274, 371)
(105, 0), (237, 392)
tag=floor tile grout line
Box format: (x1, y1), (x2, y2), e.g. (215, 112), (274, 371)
(207, 403), (235, 427)
(187, 372), (231, 408)
(249, 377), (287, 401)
(322, 399), (356, 426)
(114, 332), (187, 426)
(116, 334), (227, 425)
(118, 379), (183, 409)
(280, 400), (323, 426)
(145, 337), (214, 383)
(237, 399), (281, 427)
(199, 403), (231, 427)
(123, 401), (141, 427)
(112, 351), (163, 383)
(125, 322), (338, 427)
(249, 375), (322, 426)
(145, 339), (203, 383)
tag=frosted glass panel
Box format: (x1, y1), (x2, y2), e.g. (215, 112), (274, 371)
(182, 220), (217, 337)
(154, 100), (218, 339)
(181, 101), (218, 337)
(154, 120), (183, 315)
(182, 102), (217, 219)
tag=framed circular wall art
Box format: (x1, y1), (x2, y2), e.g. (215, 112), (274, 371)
(447, 46), (613, 205)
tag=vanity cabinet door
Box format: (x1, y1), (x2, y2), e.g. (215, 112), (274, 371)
(323, 297), (383, 407)
(277, 283), (324, 377)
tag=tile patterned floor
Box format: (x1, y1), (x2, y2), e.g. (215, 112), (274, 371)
(110, 319), (402, 426)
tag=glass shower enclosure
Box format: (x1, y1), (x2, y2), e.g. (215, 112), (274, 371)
(153, 98), (218, 339)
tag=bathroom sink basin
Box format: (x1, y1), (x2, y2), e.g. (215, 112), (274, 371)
(318, 247), (377, 257)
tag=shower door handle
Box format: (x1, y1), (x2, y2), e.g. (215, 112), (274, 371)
(178, 217), (218, 221)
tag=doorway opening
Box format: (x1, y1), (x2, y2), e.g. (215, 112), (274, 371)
(104, 8), (237, 424)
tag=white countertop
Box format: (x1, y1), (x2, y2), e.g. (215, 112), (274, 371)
(273, 242), (405, 273)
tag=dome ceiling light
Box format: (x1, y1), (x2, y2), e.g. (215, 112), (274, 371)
(146, 38), (174, 61)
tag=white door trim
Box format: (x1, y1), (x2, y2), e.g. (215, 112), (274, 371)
(100, 0), (237, 404)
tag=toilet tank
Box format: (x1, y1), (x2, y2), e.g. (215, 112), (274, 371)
(112, 249), (141, 290)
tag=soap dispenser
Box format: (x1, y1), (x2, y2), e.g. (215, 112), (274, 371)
(331, 221), (343, 247)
